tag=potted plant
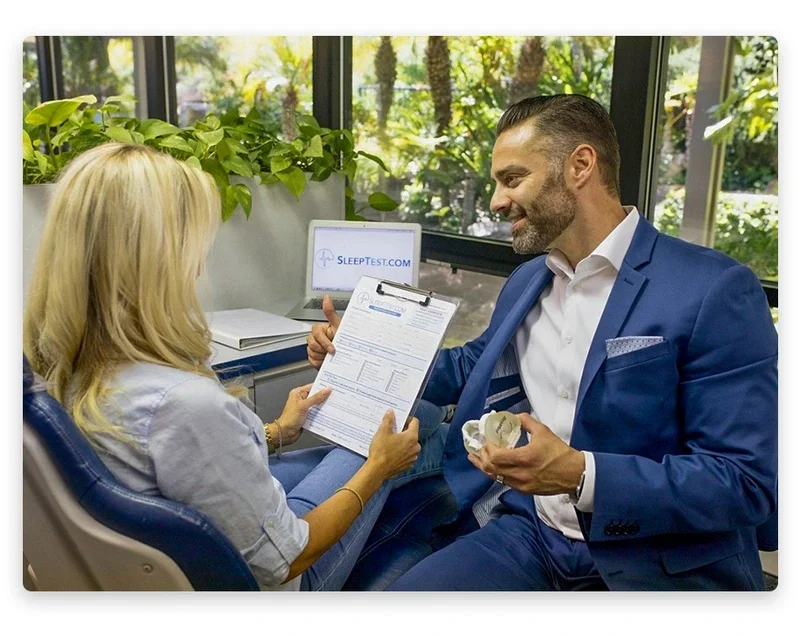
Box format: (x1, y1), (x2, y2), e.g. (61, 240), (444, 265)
(23, 94), (400, 311)
(22, 94), (398, 220)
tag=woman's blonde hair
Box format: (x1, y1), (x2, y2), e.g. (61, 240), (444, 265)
(24, 142), (223, 440)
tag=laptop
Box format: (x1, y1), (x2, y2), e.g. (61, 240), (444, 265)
(286, 220), (422, 322)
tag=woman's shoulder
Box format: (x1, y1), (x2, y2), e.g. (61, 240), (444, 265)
(109, 362), (232, 416)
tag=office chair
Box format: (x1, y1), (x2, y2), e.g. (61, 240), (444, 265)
(22, 356), (259, 591)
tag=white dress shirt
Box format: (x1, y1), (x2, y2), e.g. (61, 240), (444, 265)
(473, 207), (641, 541)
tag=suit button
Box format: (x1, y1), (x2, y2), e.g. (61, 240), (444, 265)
(632, 522), (640, 533)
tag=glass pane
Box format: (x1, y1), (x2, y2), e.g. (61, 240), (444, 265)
(23, 37), (40, 108)
(419, 261), (506, 347)
(652, 36), (778, 283)
(174, 36), (312, 133)
(60, 36), (137, 116)
(352, 36), (616, 241)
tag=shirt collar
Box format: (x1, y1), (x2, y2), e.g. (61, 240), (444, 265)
(545, 206), (641, 278)
(592, 205), (641, 272)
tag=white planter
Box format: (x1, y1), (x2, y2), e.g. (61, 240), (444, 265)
(22, 184), (56, 307)
(22, 175), (344, 313)
(197, 175), (344, 312)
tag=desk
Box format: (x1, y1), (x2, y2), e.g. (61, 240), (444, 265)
(209, 301), (323, 450)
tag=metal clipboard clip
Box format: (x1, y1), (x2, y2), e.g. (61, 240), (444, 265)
(375, 280), (433, 307)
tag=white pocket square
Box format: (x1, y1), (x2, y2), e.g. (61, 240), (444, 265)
(605, 336), (664, 359)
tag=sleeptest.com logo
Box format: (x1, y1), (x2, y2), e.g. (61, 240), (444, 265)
(314, 248), (412, 270)
(314, 249), (336, 269)
(357, 292), (405, 314)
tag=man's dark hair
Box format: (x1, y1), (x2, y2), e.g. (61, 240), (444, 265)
(497, 94), (621, 198)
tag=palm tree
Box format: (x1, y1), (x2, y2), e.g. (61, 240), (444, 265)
(271, 37), (311, 141)
(375, 36), (397, 136)
(425, 36), (452, 139)
(509, 37), (545, 104)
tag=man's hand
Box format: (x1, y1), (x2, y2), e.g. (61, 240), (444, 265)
(467, 413), (585, 496)
(306, 295), (342, 370)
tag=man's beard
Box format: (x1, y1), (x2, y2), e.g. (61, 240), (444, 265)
(510, 170), (579, 255)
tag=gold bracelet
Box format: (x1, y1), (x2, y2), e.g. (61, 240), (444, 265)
(334, 486), (364, 514)
(274, 420), (283, 459)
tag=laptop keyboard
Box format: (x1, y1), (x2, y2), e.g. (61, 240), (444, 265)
(303, 298), (350, 311)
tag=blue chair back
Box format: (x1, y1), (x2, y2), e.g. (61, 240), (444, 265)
(23, 357), (259, 591)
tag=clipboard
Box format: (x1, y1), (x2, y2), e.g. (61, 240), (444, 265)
(302, 275), (460, 457)
(373, 279), (457, 421)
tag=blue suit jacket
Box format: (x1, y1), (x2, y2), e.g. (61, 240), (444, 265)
(422, 215), (778, 590)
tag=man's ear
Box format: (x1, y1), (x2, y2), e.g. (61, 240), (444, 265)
(568, 144), (597, 189)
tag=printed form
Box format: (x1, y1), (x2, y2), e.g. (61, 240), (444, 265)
(304, 276), (458, 456)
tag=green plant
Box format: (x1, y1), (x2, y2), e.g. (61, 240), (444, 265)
(705, 37), (778, 145)
(23, 94), (398, 221)
(654, 187), (778, 281)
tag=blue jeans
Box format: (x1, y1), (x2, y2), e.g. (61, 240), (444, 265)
(269, 400), (448, 591)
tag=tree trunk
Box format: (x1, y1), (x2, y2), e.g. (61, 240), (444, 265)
(281, 85), (298, 141)
(461, 176), (477, 234)
(509, 37), (545, 104)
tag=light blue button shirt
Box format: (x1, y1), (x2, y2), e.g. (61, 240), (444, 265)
(91, 362), (309, 591)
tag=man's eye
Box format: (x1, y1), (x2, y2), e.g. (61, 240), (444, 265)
(505, 176), (520, 186)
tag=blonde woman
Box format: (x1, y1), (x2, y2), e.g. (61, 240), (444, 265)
(23, 143), (449, 591)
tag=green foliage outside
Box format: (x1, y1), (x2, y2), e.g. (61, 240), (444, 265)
(60, 37), (135, 112)
(174, 36), (312, 136)
(352, 36), (614, 229)
(23, 39), (39, 109)
(660, 36), (778, 193)
(654, 188), (778, 281)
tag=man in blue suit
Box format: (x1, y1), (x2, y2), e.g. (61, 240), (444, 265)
(307, 95), (777, 590)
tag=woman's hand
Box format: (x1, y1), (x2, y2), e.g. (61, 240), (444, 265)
(272, 384), (332, 446)
(366, 410), (421, 480)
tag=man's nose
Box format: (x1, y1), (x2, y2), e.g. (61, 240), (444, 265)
(490, 189), (511, 216)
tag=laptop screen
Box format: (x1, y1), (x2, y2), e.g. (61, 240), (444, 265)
(311, 226), (417, 293)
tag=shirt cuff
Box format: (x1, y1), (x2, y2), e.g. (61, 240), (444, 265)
(575, 451), (596, 512)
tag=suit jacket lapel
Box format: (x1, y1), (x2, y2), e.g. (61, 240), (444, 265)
(574, 216), (658, 420)
(454, 265), (554, 425)
(471, 267), (554, 392)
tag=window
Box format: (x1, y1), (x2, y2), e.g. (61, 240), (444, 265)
(652, 36), (778, 284)
(174, 36), (312, 133)
(60, 37), (138, 116)
(351, 36), (615, 242)
(23, 37), (39, 108)
(419, 262), (506, 347)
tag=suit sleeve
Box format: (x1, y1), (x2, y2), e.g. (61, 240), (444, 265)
(421, 261), (530, 406)
(588, 264), (778, 541)
(421, 327), (492, 405)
